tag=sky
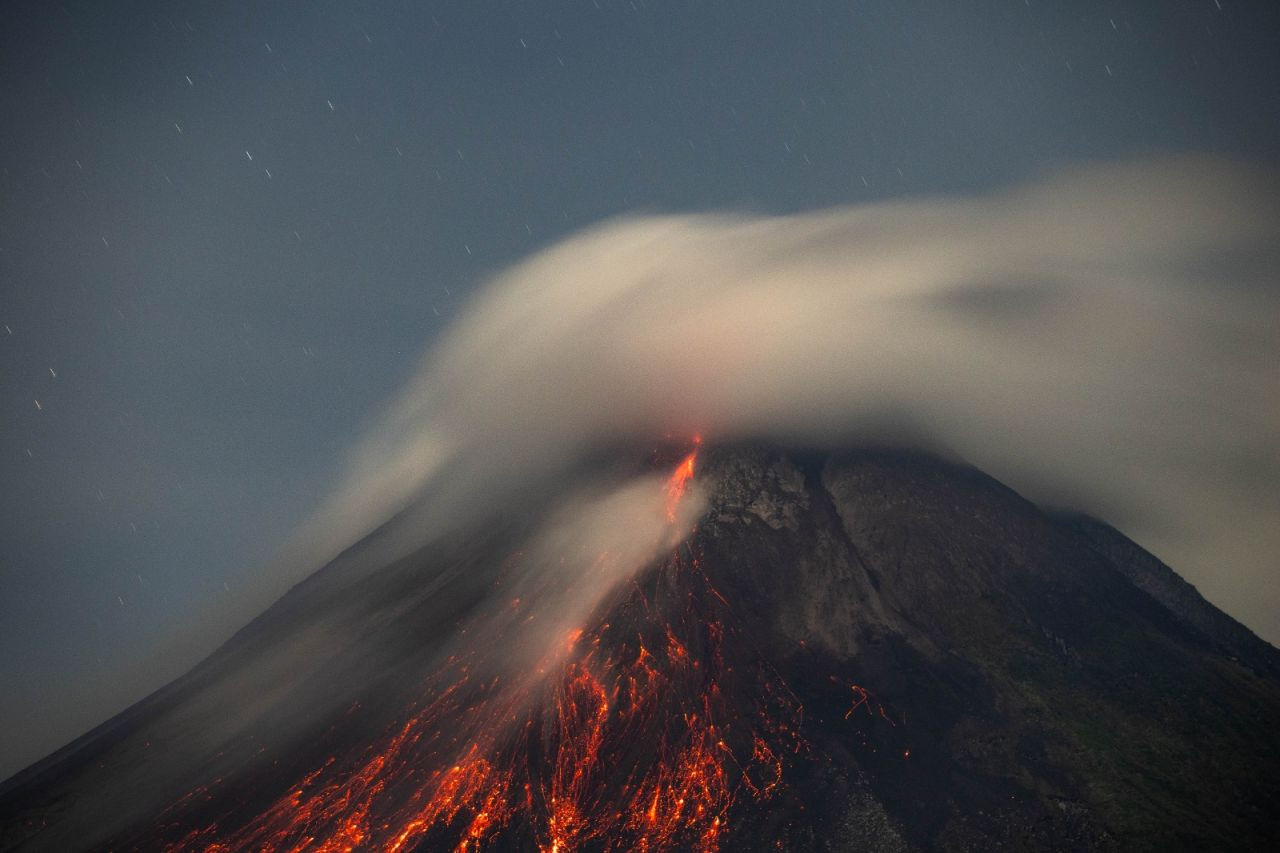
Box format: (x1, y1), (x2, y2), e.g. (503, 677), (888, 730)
(2, 0), (1278, 782)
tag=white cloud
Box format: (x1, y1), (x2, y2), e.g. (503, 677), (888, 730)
(286, 156), (1280, 642)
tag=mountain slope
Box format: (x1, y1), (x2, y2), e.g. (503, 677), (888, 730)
(2, 446), (1277, 851)
(697, 447), (1280, 850)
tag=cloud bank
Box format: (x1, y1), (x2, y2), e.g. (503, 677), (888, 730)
(291, 156), (1280, 643)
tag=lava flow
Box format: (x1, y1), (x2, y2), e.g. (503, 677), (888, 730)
(148, 448), (808, 852)
(663, 440), (699, 523)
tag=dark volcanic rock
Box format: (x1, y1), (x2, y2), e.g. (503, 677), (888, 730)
(695, 446), (1280, 851)
(2, 445), (1278, 852)
(1059, 513), (1280, 679)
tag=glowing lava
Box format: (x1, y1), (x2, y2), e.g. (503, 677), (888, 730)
(664, 450), (698, 523)
(153, 448), (809, 852)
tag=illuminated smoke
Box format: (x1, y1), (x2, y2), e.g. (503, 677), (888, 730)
(289, 156), (1280, 641)
(159, 454), (813, 852)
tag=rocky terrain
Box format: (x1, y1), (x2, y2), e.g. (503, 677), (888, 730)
(696, 446), (1280, 850)
(2, 445), (1278, 851)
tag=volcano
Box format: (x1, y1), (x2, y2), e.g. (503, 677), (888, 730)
(3, 445), (1278, 851)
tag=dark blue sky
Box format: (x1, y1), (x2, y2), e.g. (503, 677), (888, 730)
(2, 0), (1277, 780)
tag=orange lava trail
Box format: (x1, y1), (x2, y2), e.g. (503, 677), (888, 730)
(157, 446), (806, 852)
(664, 450), (698, 523)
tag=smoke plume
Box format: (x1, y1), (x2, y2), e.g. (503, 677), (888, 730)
(290, 156), (1280, 643)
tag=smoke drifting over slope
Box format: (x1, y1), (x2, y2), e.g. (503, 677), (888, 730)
(294, 157), (1280, 642)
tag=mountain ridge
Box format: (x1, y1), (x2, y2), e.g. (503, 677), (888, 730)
(2, 444), (1277, 851)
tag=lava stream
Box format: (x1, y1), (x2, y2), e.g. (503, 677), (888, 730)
(153, 448), (808, 852)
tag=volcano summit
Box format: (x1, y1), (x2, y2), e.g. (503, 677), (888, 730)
(3, 444), (1277, 851)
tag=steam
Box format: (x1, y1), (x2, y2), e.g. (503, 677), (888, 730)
(292, 156), (1280, 642)
(469, 469), (707, 680)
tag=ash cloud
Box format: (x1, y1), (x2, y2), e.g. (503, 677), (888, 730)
(291, 156), (1280, 643)
(465, 470), (708, 682)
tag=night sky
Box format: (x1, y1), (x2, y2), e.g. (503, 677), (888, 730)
(2, 0), (1277, 781)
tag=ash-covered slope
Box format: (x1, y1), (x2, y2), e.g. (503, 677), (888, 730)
(2, 446), (1278, 852)
(695, 447), (1280, 850)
